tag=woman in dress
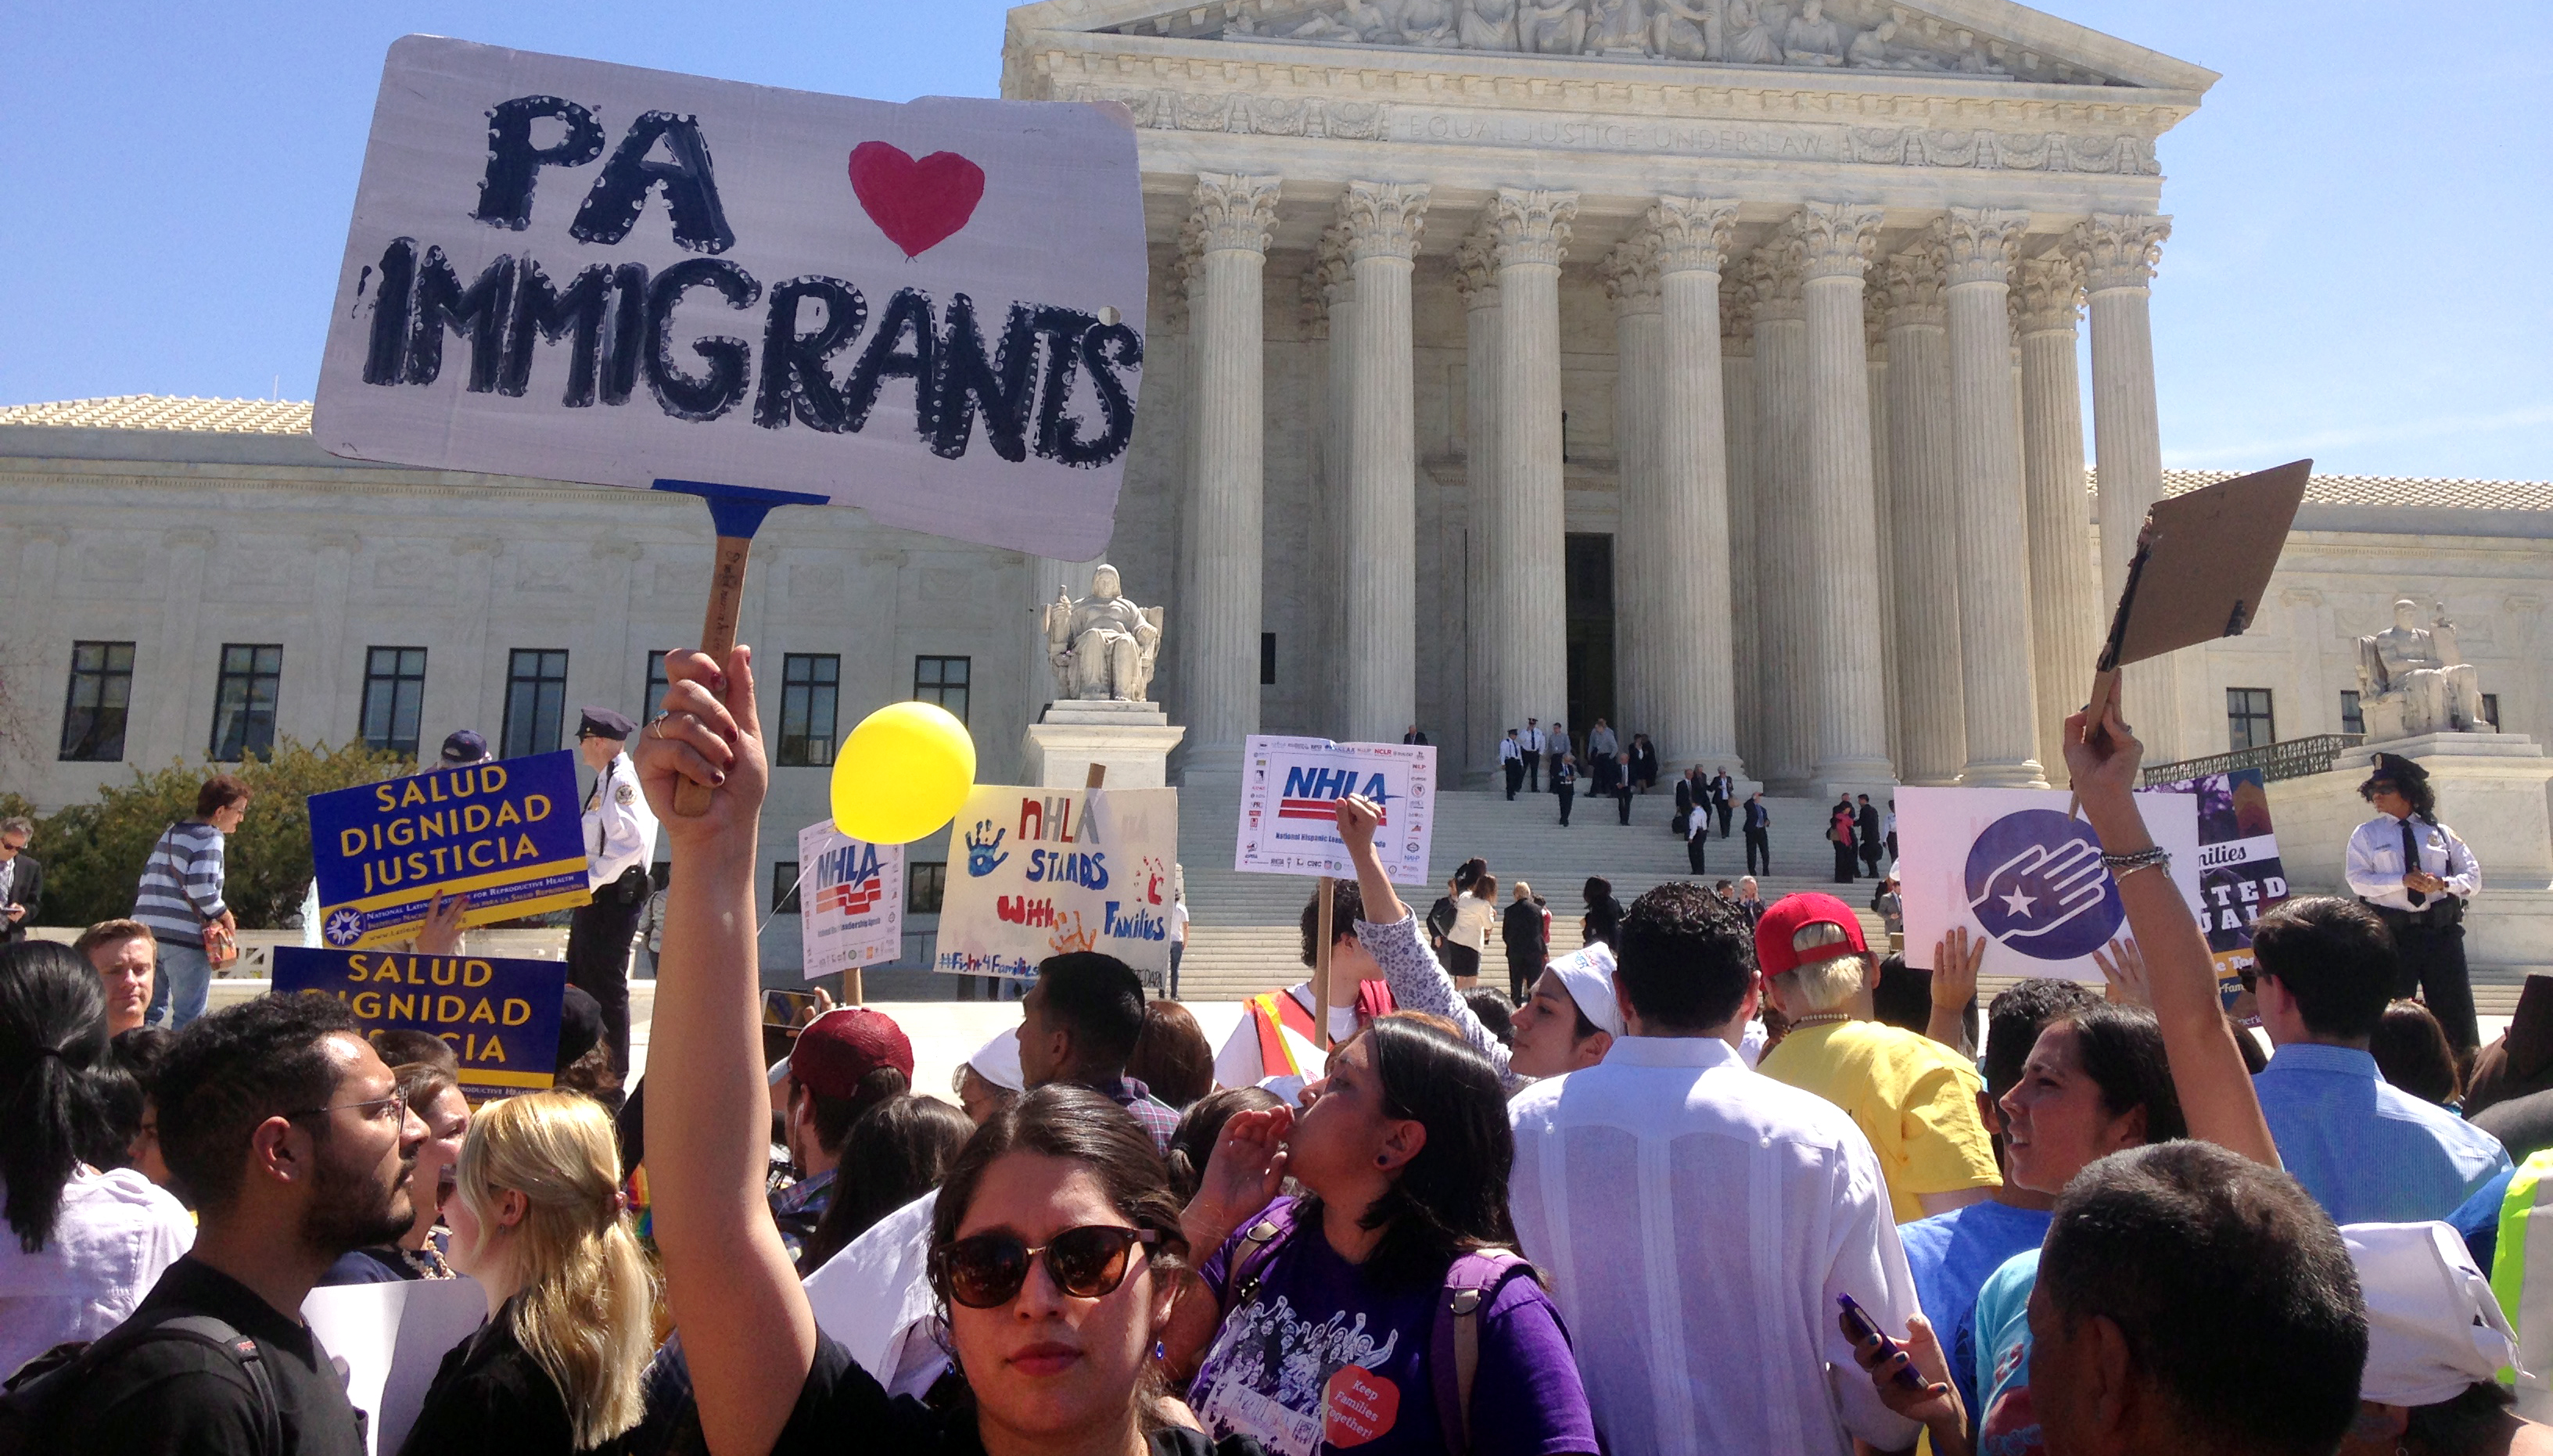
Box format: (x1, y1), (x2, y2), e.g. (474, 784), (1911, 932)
(1449, 870), (1499, 992)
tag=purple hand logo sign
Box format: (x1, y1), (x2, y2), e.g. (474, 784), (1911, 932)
(1964, 809), (2124, 961)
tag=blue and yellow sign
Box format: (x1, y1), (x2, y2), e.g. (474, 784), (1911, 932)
(308, 751), (591, 949)
(274, 947), (566, 1094)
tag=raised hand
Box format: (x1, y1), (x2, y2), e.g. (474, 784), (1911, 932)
(632, 645), (766, 845)
(1186, 1104), (1294, 1252)
(963, 821), (1009, 877)
(1933, 925), (1983, 1011)
(415, 891), (468, 956)
(1970, 837), (2111, 949)
(1334, 794), (1384, 858)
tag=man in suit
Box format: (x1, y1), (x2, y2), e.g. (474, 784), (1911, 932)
(1744, 792), (1773, 877)
(1673, 769), (1696, 835)
(1712, 767), (1737, 837)
(0, 817), (38, 945)
(1856, 794), (1883, 877)
(1402, 724), (1430, 745)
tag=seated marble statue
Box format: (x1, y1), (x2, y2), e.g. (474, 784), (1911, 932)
(1585, 0), (1650, 51)
(1725, 0), (1783, 63)
(1458, 0), (1521, 49)
(1846, 18), (1895, 66)
(2356, 598), (2487, 741)
(1782, 0), (1847, 64)
(1650, 0), (1713, 59)
(1044, 565), (1165, 704)
(1520, 0), (1588, 54)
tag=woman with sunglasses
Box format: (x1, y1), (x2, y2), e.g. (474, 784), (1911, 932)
(632, 646), (1263, 1456)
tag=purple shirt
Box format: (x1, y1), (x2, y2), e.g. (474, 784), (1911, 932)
(1188, 1198), (1596, 1456)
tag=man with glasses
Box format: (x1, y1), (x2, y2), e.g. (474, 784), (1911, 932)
(0, 816), (38, 945)
(41, 993), (426, 1454)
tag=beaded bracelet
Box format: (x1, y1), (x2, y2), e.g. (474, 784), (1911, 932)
(2101, 845), (2171, 879)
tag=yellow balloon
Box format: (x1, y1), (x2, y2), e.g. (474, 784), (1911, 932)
(831, 701), (978, 845)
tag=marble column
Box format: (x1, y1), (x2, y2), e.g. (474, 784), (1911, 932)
(1178, 172), (1280, 777)
(2018, 253), (2101, 785)
(1865, 297), (1901, 771)
(1485, 188), (1577, 741)
(1750, 244), (1811, 791)
(1720, 281), (1761, 776)
(1651, 197), (1747, 773)
(2074, 213), (2175, 754)
(1882, 242), (1966, 784)
(1603, 231), (1666, 763)
(1455, 235), (1502, 782)
(1314, 226), (1355, 737)
(1795, 202), (1892, 791)
(1942, 207), (2045, 787)
(1339, 181), (1430, 744)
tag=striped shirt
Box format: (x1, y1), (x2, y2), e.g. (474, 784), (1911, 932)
(133, 821), (228, 947)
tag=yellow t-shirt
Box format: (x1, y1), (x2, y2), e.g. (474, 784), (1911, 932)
(1756, 1018), (2002, 1223)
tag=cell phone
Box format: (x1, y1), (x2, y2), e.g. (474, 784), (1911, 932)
(1837, 1293), (1929, 1393)
(763, 988), (819, 1028)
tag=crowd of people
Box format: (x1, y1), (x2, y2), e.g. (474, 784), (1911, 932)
(0, 643), (2537, 1456)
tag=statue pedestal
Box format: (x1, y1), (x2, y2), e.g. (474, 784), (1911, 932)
(1022, 701), (1187, 789)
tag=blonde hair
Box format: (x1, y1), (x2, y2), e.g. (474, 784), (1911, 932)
(1774, 953), (1869, 1013)
(452, 1092), (655, 1448)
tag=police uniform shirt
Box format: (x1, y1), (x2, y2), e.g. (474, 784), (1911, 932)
(582, 750), (659, 891)
(2346, 812), (2480, 913)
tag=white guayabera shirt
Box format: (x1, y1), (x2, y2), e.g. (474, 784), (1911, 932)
(1506, 1038), (1923, 1455)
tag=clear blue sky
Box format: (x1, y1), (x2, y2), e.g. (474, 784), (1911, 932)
(2, 0), (2544, 479)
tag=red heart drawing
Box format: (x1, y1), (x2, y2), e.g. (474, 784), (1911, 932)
(1321, 1365), (1401, 1447)
(848, 142), (986, 259)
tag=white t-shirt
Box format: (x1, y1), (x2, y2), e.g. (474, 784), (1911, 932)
(1170, 901), (1190, 945)
(1209, 983), (1338, 1097)
(0, 1167), (194, 1382)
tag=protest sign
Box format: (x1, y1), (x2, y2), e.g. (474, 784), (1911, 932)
(314, 35), (1148, 561)
(2144, 766), (2292, 1006)
(274, 947), (566, 1095)
(797, 820), (905, 981)
(1897, 787), (2204, 982)
(1234, 737), (1438, 886)
(934, 786), (1176, 984)
(308, 751), (590, 949)
(303, 1278), (490, 1456)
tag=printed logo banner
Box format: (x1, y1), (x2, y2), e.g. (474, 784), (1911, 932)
(2143, 767), (2291, 1007)
(1234, 737), (1438, 886)
(796, 820), (904, 981)
(273, 947), (566, 1096)
(935, 786), (1177, 983)
(314, 35), (1148, 561)
(308, 751), (591, 949)
(1898, 787), (2204, 982)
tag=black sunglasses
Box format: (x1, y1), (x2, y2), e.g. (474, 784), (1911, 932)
(936, 1225), (1158, 1309)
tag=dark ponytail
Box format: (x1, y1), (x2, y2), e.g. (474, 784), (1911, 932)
(0, 941), (120, 1252)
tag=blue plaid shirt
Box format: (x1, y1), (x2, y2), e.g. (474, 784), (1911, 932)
(1096, 1076), (1179, 1158)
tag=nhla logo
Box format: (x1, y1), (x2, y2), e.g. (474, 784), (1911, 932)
(813, 841), (885, 916)
(1277, 765), (1391, 825)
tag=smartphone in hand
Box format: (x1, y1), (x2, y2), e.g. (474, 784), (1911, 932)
(1837, 1293), (1929, 1392)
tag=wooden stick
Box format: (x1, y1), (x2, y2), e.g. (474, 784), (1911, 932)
(1312, 874), (1335, 1053)
(673, 533), (752, 818)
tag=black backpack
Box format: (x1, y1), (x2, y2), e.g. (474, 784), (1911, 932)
(0, 1311), (282, 1456)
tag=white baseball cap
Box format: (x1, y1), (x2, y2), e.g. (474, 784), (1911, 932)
(1546, 942), (1627, 1041)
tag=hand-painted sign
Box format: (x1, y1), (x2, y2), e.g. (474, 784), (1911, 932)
(314, 35), (1148, 560)
(1234, 737), (1438, 885)
(1897, 787), (2204, 982)
(2143, 767), (2291, 1008)
(273, 947), (566, 1095)
(935, 786), (1177, 984)
(797, 820), (905, 981)
(308, 752), (591, 949)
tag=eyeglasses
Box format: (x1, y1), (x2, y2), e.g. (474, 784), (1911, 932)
(285, 1088), (408, 1125)
(936, 1225), (1158, 1309)
(0, 840), (24, 853)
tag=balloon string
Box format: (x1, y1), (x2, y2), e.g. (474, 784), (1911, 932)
(759, 861), (814, 938)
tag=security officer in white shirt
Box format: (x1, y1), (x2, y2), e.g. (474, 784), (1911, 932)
(2346, 751), (2483, 1053)
(569, 706), (659, 1077)
(1521, 719), (1545, 794)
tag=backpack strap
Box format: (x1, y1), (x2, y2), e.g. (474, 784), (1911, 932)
(1219, 1199), (1304, 1311)
(1, 1313), (281, 1456)
(151, 1318), (283, 1456)
(1430, 1250), (1541, 1456)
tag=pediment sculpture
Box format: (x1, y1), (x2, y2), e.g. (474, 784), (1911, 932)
(2355, 598), (2489, 741)
(1043, 565), (1166, 703)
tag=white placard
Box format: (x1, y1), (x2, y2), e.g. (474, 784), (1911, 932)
(934, 785), (1178, 983)
(1234, 737), (1438, 886)
(797, 821), (904, 980)
(1897, 787), (2204, 982)
(303, 1277), (491, 1455)
(314, 36), (1148, 560)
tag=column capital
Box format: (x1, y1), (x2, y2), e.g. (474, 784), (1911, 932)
(1339, 181), (1431, 264)
(1486, 188), (1578, 270)
(1602, 231), (1663, 317)
(1747, 243), (1804, 324)
(1719, 272), (1759, 353)
(1882, 242), (1948, 328)
(2016, 253), (2084, 335)
(1190, 172), (1281, 255)
(1864, 285), (1891, 357)
(1452, 233), (1502, 311)
(2070, 212), (2172, 294)
(1165, 221), (1202, 332)
(1794, 201), (1887, 282)
(1649, 196), (1740, 276)
(1941, 206), (2027, 288)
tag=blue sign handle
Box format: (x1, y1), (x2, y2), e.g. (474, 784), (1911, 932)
(650, 481), (827, 816)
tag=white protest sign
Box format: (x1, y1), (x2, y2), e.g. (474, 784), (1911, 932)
(935, 786), (1178, 983)
(1234, 737), (1438, 885)
(314, 36), (1148, 560)
(797, 820), (904, 980)
(1898, 787), (2203, 981)
(303, 1277), (490, 1455)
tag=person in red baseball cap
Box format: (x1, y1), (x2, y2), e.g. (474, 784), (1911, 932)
(1753, 891), (2001, 1224)
(770, 1007), (914, 1262)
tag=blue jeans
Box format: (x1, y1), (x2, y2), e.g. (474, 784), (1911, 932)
(1168, 941), (1184, 999)
(149, 940), (213, 1029)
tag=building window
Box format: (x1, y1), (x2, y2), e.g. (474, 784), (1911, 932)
(2339, 690), (2363, 737)
(777, 654), (842, 766)
(501, 649), (569, 758)
(208, 644), (282, 762)
(2483, 694), (2501, 731)
(772, 861), (802, 915)
(59, 640), (136, 762)
(642, 650), (669, 720)
(2226, 687), (2275, 751)
(908, 861), (947, 915)
(914, 656), (971, 724)
(1261, 633), (1277, 687)
(360, 647), (428, 758)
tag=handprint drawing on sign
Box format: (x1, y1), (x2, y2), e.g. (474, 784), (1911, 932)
(964, 821), (1010, 877)
(1140, 856), (1168, 906)
(1050, 910), (1097, 954)
(1964, 809), (2125, 962)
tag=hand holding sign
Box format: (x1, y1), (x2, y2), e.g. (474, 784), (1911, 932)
(634, 647), (766, 844)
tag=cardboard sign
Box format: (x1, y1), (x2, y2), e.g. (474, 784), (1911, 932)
(797, 820), (905, 980)
(1897, 787), (2203, 982)
(1234, 737), (1438, 886)
(2143, 766), (2292, 1008)
(934, 786), (1176, 983)
(314, 35), (1148, 561)
(274, 947), (566, 1094)
(302, 1278), (491, 1456)
(307, 751), (591, 948)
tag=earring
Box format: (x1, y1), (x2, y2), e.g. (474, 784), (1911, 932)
(1375, 1153), (1389, 1167)
(1154, 1339), (1168, 1362)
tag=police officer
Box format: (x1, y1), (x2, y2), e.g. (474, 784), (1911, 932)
(2347, 751), (2482, 1055)
(569, 706), (658, 1078)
